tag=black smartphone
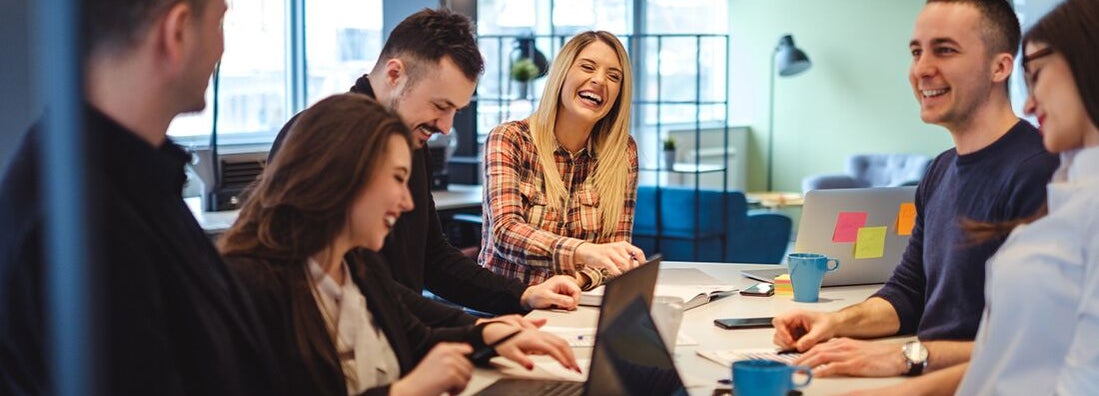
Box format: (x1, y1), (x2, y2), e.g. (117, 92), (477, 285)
(739, 282), (774, 297)
(714, 317), (774, 329)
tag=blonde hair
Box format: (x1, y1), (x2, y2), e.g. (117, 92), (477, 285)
(528, 31), (633, 237)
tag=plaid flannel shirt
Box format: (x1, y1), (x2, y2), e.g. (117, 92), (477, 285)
(479, 120), (639, 285)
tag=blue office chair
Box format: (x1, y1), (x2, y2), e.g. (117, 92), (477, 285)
(632, 186), (792, 264)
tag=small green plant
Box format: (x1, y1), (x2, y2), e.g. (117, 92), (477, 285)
(510, 58), (539, 83)
(663, 136), (677, 151)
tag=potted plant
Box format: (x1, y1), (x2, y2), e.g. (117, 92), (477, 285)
(510, 57), (539, 99)
(663, 136), (677, 169)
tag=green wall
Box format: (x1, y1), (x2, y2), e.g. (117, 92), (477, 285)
(729, 0), (955, 192)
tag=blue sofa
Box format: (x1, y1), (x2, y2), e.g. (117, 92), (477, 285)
(632, 186), (792, 264)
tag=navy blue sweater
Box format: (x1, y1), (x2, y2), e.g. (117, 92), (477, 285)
(872, 121), (1059, 340)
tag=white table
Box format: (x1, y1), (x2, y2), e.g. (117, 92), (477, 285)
(463, 262), (907, 395)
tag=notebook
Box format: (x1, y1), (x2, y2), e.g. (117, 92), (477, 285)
(741, 186), (917, 287)
(580, 266), (737, 310)
(475, 257), (687, 396)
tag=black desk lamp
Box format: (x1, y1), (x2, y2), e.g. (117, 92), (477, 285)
(766, 34), (811, 192)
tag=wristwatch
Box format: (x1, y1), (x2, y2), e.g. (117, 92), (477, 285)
(902, 340), (929, 376)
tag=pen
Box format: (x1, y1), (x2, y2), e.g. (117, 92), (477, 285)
(777, 348), (800, 355)
(467, 329), (523, 363)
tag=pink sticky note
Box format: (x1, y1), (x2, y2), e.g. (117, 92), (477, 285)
(832, 212), (869, 243)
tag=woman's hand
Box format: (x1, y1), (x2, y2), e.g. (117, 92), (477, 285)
(483, 323), (581, 373)
(390, 342), (473, 396)
(575, 241), (646, 276)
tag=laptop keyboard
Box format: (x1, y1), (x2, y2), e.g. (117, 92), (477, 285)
(476, 378), (584, 396)
(533, 381), (584, 396)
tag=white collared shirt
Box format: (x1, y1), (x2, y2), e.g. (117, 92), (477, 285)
(958, 145), (1099, 395)
(308, 258), (400, 394)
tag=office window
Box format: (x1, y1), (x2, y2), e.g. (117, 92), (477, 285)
(305, 0), (383, 106)
(168, 0), (287, 143)
(167, 0), (384, 146)
(475, 0), (727, 133)
(639, 0), (728, 125)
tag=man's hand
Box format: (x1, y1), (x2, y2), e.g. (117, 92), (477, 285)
(476, 314), (546, 330)
(772, 308), (840, 351)
(574, 242), (645, 276)
(794, 338), (907, 377)
(521, 275), (582, 310)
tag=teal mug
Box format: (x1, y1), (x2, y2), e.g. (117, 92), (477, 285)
(732, 359), (812, 396)
(787, 253), (840, 303)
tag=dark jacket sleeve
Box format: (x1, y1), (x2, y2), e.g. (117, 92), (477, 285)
(0, 222), (47, 395)
(356, 251), (486, 363)
(418, 183), (529, 315)
(393, 280), (478, 327)
(872, 165), (932, 335)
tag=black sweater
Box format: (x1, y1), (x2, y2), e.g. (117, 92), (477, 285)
(225, 249), (485, 396)
(0, 107), (279, 395)
(269, 75), (529, 323)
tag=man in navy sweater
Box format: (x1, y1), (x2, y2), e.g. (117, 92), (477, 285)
(772, 0), (1059, 378)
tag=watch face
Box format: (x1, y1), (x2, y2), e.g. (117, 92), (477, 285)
(904, 342), (929, 363)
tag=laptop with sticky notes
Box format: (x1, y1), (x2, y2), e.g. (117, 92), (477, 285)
(742, 186), (918, 286)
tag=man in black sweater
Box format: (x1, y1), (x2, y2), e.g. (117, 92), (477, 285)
(268, 8), (580, 327)
(772, 0), (1059, 378)
(0, 0), (279, 394)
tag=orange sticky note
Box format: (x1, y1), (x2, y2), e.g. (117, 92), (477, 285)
(833, 212), (869, 242)
(854, 226), (888, 259)
(896, 203), (916, 235)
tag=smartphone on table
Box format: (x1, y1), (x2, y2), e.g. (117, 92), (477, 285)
(713, 317), (774, 329)
(739, 282), (774, 297)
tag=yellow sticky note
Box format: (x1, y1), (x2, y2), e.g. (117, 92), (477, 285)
(855, 226), (888, 259)
(896, 203), (916, 236)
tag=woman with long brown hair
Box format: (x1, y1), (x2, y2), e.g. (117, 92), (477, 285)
(847, 1), (1099, 394)
(481, 31), (644, 288)
(221, 93), (578, 396)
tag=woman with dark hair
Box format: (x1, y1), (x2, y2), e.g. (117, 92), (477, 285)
(221, 93), (578, 396)
(846, 1), (1099, 395)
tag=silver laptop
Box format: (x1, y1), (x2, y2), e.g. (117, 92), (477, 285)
(742, 186), (917, 287)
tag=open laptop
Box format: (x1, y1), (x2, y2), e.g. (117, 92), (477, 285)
(742, 186), (917, 287)
(475, 257), (687, 396)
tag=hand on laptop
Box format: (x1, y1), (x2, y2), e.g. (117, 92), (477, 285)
(793, 337), (908, 377)
(772, 308), (840, 352)
(484, 323), (582, 373)
(392, 342), (474, 395)
(521, 275), (582, 310)
(576, 241), (646, 276)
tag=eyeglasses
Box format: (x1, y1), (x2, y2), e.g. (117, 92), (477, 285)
(1022, 47), (1054, 91)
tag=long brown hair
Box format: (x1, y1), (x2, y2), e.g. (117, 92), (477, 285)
(964, 0), (1099, 243)
(219, 93), (411, 394)
(528, 31), (634, 236)
(220, 93), (411, 259)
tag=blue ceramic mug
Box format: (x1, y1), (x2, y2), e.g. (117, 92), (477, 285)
(787, 253), (840, 303)
(732, 359), (812, 396)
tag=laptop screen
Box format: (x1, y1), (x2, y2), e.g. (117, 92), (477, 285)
(586, 258), (687, 396)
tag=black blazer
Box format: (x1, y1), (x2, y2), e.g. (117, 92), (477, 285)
(226, 249), (485, 396)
